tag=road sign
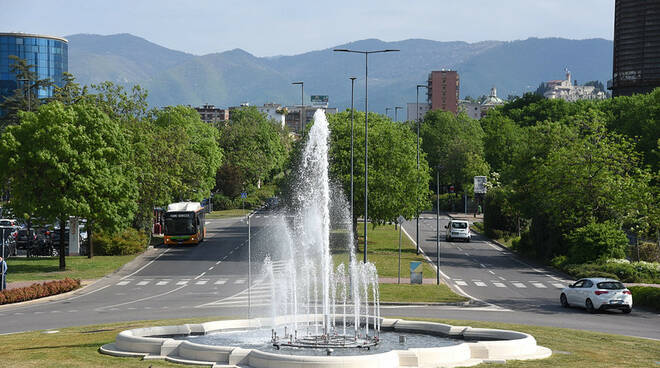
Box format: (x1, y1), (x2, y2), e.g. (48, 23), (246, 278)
(397, 215), (405, 224)
(240, 192), (247, 199)
(410, 261), (423, 284)
(449, 185), (455, 193)
(310, 95), (329, 106)
(474, 176), (487, 194)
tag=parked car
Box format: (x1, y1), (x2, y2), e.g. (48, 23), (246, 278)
(445, 220), (471, 242)
(15, 229), (38, 250)
(560, 278), (633, 314)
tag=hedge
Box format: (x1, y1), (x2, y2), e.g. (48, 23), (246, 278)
(0, 278), (81, 305)
(629, 286), (660, 312)
(93, 228), (148, 256)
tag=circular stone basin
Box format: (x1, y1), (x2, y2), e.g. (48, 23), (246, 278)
(100, 315), (553, 368)
(180, 328), (460, 356)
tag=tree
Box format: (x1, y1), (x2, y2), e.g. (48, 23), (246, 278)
(420, 110), (489, 192)
(0, 56), (54, 128)
(154, 106), (223, 202)
(0, 101), (137, 267)
(327, 111), (431, 227)
(217, 106), (288, 194)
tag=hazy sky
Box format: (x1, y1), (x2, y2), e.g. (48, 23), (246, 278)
(2, 0), (615, 57)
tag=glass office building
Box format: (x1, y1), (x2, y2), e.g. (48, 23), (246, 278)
(0, 33), (68, 103)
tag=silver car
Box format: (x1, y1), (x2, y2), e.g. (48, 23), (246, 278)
(560, 278), (632, 314)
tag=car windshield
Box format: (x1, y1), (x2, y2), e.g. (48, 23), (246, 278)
(0, 220), (12, 226)
(452, 222), (468, 229)
(597, 281), (625, 290)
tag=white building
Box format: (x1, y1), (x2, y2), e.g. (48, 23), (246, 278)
(406, 102), (431, 121)
(544, 70), (607, 102)
(256, 103), (287, 128)
(458, 87), (505, 120)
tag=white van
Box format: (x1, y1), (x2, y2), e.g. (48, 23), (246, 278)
(445, 220), (471, 242)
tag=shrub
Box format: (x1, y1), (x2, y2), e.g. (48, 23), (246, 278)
(0, 278), (81, 305)
(628, 286), (660, 311)
(561, 260), (660, 283)
(566, 221), (628, 264)
(212, 193), (233, 210)
(93, 227), (148, 256)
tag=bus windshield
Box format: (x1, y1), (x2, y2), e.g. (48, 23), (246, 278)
(165, 213), (196, 235)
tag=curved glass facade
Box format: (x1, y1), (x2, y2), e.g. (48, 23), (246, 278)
(0, 33), (68, 102)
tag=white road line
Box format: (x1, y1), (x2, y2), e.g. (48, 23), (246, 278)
(235, 279), (246, 284)
(97, 284), (188, 311)
(156, 280), (170, 286)
(215, 279), (227, 285)
(488, 270), (495, 275)
(136, 280), (151, 286)
(552, 282), (565, 288)
(498, 276), (506, 281)
(196, 280), (208, 285)
(492, 282), (506, 288)
(531, 282), (547, 288)
(208, 267), (214, 271)
(512, 282), (526, 288)
(120, 247), (171, 280)
(194, 272), (206, 280)
(464, 252), (470, 256)
(176, 280), (190, 285)
(479, 263), (487, 268)
(473, 281), (487, 287)
(216, 261), (222, 265)
(455, 280), (467, 286)
(68, 310), (78, 313)
(116, 280), (130, 286)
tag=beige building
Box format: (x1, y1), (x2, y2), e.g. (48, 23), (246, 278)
(544, 70), (607, 102)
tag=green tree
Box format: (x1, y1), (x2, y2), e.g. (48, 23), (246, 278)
(420, 110), (489, 192)
(327, 111), (431, 227)
(0, 101), (137, 267)
(217, 106), (288, 195)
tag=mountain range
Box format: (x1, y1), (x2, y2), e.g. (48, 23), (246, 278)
(66, 33), (613, 115)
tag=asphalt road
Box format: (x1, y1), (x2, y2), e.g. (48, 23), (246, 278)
(0, 210), (658, 341)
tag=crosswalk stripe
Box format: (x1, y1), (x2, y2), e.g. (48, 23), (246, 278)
(552, 283), (565, 288)
(455, 280), (467, 286)
(235, 279), (246, 284)
(215, 280), (227, 285)
(176, 280), (190, 285)
(116, 280), (130, 286)
(136, 280), (151, 286)
(196, 280), (208, 285)
(156, 280), (170, 286)
(473, 281), (487, 287)
(531, 282), (547, 288)
(512, 282), (526, 288)
(492, 282), (506, 288)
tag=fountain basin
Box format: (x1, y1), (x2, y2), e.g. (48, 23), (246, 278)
(100, 315), (552, 367)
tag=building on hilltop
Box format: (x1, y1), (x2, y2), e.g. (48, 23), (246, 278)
(0, 33), (68, 108)
(195, 104), (229, 124)
(610, 0), (660, 97)
(543, 70), (607, 102)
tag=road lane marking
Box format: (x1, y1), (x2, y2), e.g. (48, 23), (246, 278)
(480, 263), (487, 268)
(488, 270), (495, 275)
(97, 284), (188, 311)
(215, 280), (227, 285)
(208, 267), (214, 271)
(492, 282), (506, 288)
(176, 280), (190, 285)
(196, 280), (208, 285)
(473, 280), (487, 287)
(235, 279), (246, 284)
(512, 282), (526, 288)
(531, 282), (547, 288)
(552, 282), (565, 288)
(216, 261), (222, 265)
(136, 280), (151, 286)
(120, 247), (171, 280)
(156, 280), (170, 286)
(455, 280), (467, 286)
(194, 272), (206, 280)
(498, 276), (506, 281)
(117, 280), (130, 286)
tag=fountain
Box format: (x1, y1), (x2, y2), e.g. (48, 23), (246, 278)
(100, 110), (551, 367)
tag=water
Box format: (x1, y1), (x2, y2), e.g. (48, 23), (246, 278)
(260, 109), (381, 341)
(180, 329), (459, 356)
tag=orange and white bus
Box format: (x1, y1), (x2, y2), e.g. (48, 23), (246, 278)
(163, 202), (206, 245)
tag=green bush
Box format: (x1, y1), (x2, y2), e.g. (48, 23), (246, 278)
(93, 227), (148, 256)
(562, 260), (660, 283)
(628, 286), (660, 311)
(566, 221), (628, 264)
(212, 193), (234, 210)
(212, 185), (277, 210)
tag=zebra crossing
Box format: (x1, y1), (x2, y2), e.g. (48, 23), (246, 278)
(115, 277), (249, 287)
(453, 279), (568, 289)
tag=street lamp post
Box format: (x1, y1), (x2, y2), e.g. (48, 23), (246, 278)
(350, 77), (357, 231)
(292, 81), (304, 134)
(394, 106), (403, 122)
(415, 84), (428, 255)
(334, 48), (400, 263)
(247, 211), (255, 319)
(436, 165), (442, 285)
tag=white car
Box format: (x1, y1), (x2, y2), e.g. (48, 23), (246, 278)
(560, 278), (632, 314)
(445, 220), (471, 242)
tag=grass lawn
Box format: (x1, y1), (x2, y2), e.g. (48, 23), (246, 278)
(333, 224), (437, 279)
(379, 284), (468, 303)
(206, 209), (251, 219)
(5, 255), (136, 283)
(1, 317), (658, 368)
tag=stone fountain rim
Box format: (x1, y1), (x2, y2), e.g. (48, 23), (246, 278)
(100, 315), (552, 368)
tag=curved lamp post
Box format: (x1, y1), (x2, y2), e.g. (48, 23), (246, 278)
(415, 84), (428, 255)
(292, 81), (304, 134)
